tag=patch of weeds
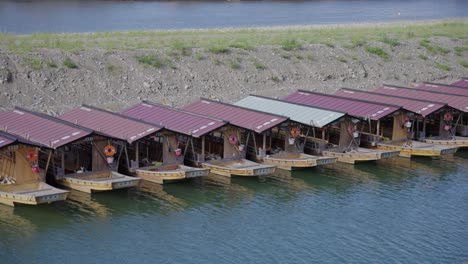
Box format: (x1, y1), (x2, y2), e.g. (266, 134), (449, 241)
(228, 59), (241, 70)
(418, 54), (428, 60)
(337, 57), (347, 63)
(454, 47), (468, 56)
(350, 55), (358, 61)
(170, 40), (191, 56)
(209, 46), (230, 54)
(136, 55), (164, 68)
(169, 63), (177, 70)
(213, 58), (222, 66)
(254, 61), (266, 70)
(229, 42), (255, 51)
(46, 61), (58, 68)
(460, 60), (468, 68)
(106, 63), (117, 73)
(323, 42), (335, 48)
(381, 37), (399, 47)
(435, 63), (450, 71)
(406, 31), (416, 38)
(307, 54), (314, 61)
(419, 39), (450, 55)
(194, 52), (205, 60)
(281, 39), (301, 51)
(281, 54), (291, 59)
(351, 37), (366, 48)
(365, 46), (389, 60)
(63, 58), (78, 69)
(271, 76), (281, 83)
(294, 54), (304, 60)
(24, 58), (43, 70)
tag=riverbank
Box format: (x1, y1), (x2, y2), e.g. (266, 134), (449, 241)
(0, 19), (467, 114)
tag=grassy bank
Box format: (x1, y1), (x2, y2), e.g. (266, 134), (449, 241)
(0, 19), (467, 54)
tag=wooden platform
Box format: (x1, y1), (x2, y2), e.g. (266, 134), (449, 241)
(377, 140), (458, 158)
(0, 182), (69, 206)
(202, 158), (276, 177)
(57, 171), (141, 193)
(322, 148), (399, 164)
(424, 136), (468, 148)
(136, 164), (210, 184)
(262, 153), (336, 170)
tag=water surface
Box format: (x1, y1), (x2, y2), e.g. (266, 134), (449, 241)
(1, 152), (467, 263)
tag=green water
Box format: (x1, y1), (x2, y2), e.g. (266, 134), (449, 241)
(1, 152), (467, 263)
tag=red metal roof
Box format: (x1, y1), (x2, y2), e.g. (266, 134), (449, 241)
(182, 99), (288, 133)
(121, 101), (227, 137)
(59, 105), (162, 144)
(0, 131), (43, 149)
(0, 107), (92, 149)
(283, 90), (400, 120)
(335, 88), (446, 118)
(414, 83), (468, 96)
(451, 78), (468, 88)
(373, 85), (468, 113)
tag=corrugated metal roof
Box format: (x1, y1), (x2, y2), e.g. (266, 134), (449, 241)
(284, 90), (400, 121)
(451, 78), (468, 88)
(182, 99), (288, 133)
(234, 95), (345, 128)
(0, 107), (93, 149)
(121, 101), (227, 137)
(59, 105), (162, 144)
(0, 131), (43, 149)
(373, 85), (468, 113)
(414, 83), (468, 96)
(335, 88), (446, 118)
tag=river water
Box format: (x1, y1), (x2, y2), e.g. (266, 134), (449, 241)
(1, 152), (467, 263)
(0, 0), (467, 33)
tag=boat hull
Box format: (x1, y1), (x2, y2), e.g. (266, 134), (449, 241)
(58, 171), (141, 193)
(377, 141), (458, 158)
(322, 148), (399, 164)
(424, 137), (468, 148)
(262, 153), (336, 170)
(0, 182), (69, 207)
(202, 159), (276, 177)
(136, 164), (210, 184)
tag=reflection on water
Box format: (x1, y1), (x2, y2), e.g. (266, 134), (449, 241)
(1, 151), (467, 263)
(0, 0), (466, 33)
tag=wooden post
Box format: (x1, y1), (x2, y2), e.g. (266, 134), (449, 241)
(135, 141), (139, 166)
(376, 120), (380, 136)
(124, 145), (130, 169)
(201, 136), (205, 161)
(262, 133), (266, 151)
(61, 151), (65, 171)
(423, 118), (426, 138)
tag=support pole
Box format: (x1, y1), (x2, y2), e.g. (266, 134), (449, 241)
(201, 136), (205, 161)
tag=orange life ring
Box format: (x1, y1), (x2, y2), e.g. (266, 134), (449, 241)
(26, 150), (38, 162)
(290, 127), (300, 138)
(104, 145), (117, 157)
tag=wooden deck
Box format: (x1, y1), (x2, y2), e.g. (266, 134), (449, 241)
(262, 153), (336, 170)
(202, 158), (276, 177)
(424, 136), (468, 148)
(58, 171), (141, 193)
(322, 148), (399, 164)
(0, 182), (69, 206)
(377, 140), (458, 158)
(136, 164), (210, 184)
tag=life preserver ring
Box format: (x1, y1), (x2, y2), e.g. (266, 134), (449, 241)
(104, 145), (116, 157)
(228, 134), (238, 145)
(443, 112), (453, 122)
(175, 148), (182, 156)
(290, 127), (300, 138)
(26, 150), (38, 162)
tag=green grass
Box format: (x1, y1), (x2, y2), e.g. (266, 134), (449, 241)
(418, 54), (428, 60)
(419, 39), (450, 54)
(253, 61), (266, 70)
(228, 59), (241, 69)
(460, 60), (468, 68)
(365, 46), (389, 60)
(194, 52), (205, 60)
(381, 36), (400, 47)
(271, 76), (281, 83)
(281, 53), (291, 59)
(454, 46), (468, 56)
(106, 63), (117, 73)
(323, 42), (335, 48)
(0, 21), (467, 53)
(24, 57), (43, 70)
(63, 58), (77, 68)
(435, 63), (450, 71)
(229, 42), (255, 51)
(169, 40), (191, 56)
(337, 57), (348, 63)
(135, 55), (164, 68)
(281, 39), (301, 51)
(213, 57), (221, 66)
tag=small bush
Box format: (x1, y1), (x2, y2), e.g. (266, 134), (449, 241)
(418, 54), (428, 60)
(228, 60), (241, 70)
(63, 58), (77, 68)
(170, 40), (191, 56)
(136, 55), (164, 68)
(381, 37), (400, 47)
(281, 39), (301, 51)
(351, 37), (366, 47)
(460, 60), (468, 68)
(209, 46), (229, 54)
(365, 47), (389, 60)
(435, 63), (450, 71)
(295, 54), (304, 60)
(271, 76), (281, 83)
(254, 61), (266, 70)
(24, 58), (43, 70)
(46, 61), (58, 68)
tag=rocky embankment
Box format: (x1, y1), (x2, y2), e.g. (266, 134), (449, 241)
(0, 36), (467, 114)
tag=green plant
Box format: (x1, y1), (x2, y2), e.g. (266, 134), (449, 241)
(63, 58), (77, 68)
(228, 60), (241, 69)
(381, 37), (400, 47)
(106, 63), (116, 73)
(337, 57), (347, 63)
(170, 40), (191, 56)
(324, 42), (335, 48)
(418, 54), (428, 60)
(295, 54), (304, 60)
(136, 55), (164, 68)
(229, 42), (255, 51)
(281, 39), (301, 51)
(46, 61), (58, 68)
(460, 60), (468, 68)
(194, 52), (205, 60)
(365, 46), (389, 60)
(350, 37), (366, 47)
(281, 53), (291, 59)
(435, 63), (450, 71)
(454, 47), (468, 56)
(213, 57), (221, 65)
(209, 45), (229, 54)
(271, 76), (281, 82)
(420, 39), (450, 54)
(254, 61), (266, 70)
(307, 54), (314, 61)
(24, 58), (43, 70)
